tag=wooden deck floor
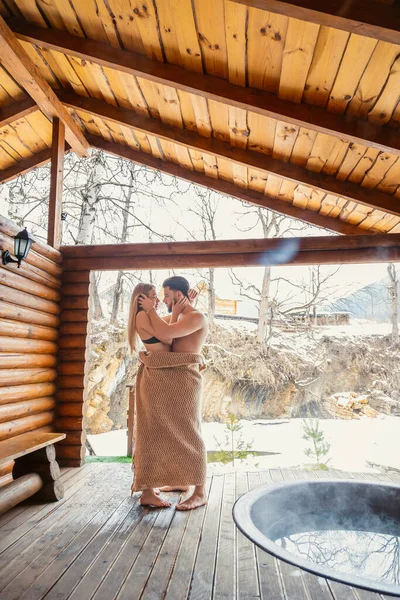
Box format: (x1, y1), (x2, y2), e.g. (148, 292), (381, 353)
(0, 464), (399, 600)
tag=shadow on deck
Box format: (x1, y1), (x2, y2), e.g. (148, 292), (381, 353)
(0, 463), (397, 600)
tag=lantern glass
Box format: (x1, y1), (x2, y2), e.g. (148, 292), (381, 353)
(14, 228), (33, 264)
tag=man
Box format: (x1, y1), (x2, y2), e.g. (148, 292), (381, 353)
(136, 276), (209, 511)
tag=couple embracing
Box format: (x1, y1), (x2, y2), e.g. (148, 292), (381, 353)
(128, 276), (208, 511)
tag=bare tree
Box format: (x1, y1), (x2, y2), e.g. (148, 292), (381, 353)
(178, 186), (219, 325)
(110, 162), (134, 324)
(231, 206), (314, 344)
(388, 263), (399, 343)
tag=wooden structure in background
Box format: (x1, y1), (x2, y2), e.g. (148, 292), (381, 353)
(0, 0), (399, 476)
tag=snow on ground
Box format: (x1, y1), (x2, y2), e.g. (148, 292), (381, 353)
(87, 415), (400, 475)
(218, 317), (391, 339)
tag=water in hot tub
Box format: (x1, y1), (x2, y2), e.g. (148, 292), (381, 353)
(273, 514), (400, 586)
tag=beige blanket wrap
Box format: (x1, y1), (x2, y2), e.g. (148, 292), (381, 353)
(132, 351), (207, 491)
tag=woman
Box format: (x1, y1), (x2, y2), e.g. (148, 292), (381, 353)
(128, 282), (173, 353)
(127, 282), (189, 507)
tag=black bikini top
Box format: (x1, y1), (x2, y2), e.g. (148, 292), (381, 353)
(141, 335), (161, 345)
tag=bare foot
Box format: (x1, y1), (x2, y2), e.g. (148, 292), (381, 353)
(140, 490), (171, 508)
(159, 486), (191, 492)
(176, 492), (208, 511)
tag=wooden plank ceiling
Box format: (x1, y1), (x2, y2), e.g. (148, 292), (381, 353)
(0, 0), (399, 235)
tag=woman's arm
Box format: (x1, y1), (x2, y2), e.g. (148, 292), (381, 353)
(136, 311), (173, 345)
(139, 295), (204, 339)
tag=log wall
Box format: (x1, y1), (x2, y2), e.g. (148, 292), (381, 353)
(54, 269), (92, 467)
(0, 216), (62, 483)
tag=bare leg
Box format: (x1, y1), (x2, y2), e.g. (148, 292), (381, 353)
(140, 488), (171, 508)
(176, 484), (207, 511)
(159, 485), (191, 492)
(131, 483), (160, 496)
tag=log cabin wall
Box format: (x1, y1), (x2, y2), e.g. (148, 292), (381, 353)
(0, 216), (62, 485)
(55, 269), (92, 467)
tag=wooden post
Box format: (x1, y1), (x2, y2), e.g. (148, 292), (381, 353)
(126, 384), (135, 457)
(48, 118), (65, 249)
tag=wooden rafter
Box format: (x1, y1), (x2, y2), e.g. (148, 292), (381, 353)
(62, 93), (400, 219)
(61, 234), (400, 272)
(0, 15), (89, 157)
(230, 0), (400, 45)
(0, 145), (70, 183)
(0, 148), (53, 183)
(47, 118), (65, 249)
(0, 97), (36, 128)
(88, 134), (368, 236)
(10, 19), (400, 157)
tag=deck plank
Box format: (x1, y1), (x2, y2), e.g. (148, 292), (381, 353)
(236, 471), (260, 600)
(164, 480), (212, 600)
(214, 472), (236, 599)
(189, 474), (224, 600)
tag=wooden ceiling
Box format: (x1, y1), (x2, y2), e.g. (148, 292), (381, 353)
(0, 0), (400, 235)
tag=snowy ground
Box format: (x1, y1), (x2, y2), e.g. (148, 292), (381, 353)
(218, 318), (391, 339)
(87, 415), (400, 475)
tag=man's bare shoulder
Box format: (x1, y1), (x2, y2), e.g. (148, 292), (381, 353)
(183, 310), (207, 324)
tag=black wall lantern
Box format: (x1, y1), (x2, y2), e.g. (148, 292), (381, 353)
(2, 227), (34, 268)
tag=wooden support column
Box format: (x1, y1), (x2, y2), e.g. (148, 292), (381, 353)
(48, 118), (65, 249)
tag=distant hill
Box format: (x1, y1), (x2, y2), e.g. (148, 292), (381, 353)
(326, 276), (399, 322)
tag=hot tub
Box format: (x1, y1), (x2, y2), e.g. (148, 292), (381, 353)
(233, 479), (400, 596)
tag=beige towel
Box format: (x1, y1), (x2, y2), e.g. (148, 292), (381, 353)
(131, 351), (207, 491)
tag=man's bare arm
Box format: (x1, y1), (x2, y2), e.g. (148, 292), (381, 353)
(147, 309), (204, 339)
(136, 312), (172, 345)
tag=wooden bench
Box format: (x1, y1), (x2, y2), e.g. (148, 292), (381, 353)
(0, 431), (66, 515)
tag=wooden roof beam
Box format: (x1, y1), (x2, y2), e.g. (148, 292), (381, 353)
(0, 15), (89, 157)
(64, 93), (400, 218)
(0, 148), (52, 183)
(0, 144), (70, 183)
(231, 0), (400, 45)
(61, 233), (400, 259)
(87, 134), (369, 236)
(9, 19), (400, 157)
(61, 238), (400, 272)
(0, 97), (36, 128)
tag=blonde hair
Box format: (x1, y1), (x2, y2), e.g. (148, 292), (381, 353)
(127, 283), (155, 353)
